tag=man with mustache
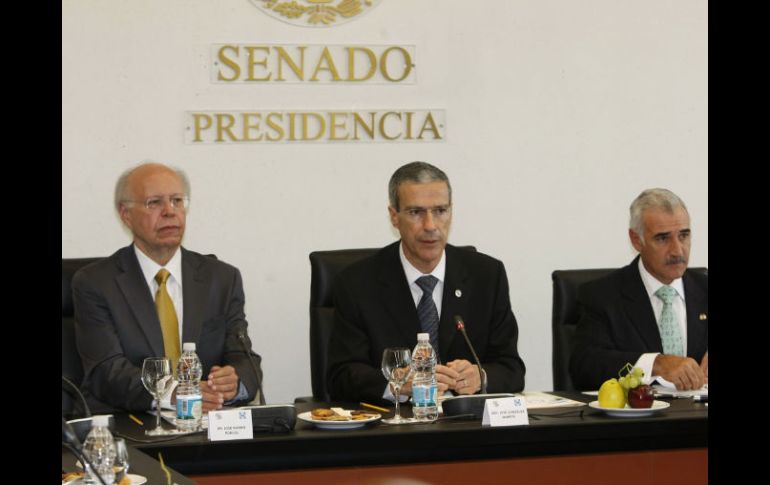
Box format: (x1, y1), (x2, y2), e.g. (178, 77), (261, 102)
(570, 188), (708, 391)
(327, 161), (526, 403)
(72, 162), (264, 413)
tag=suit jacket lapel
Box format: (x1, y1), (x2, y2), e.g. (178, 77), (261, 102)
(620, 258), (663, 352)
(683, 271), (707, 354)
(376, 242), (422, 344)
(114, 246), (165, 357)
(181, 248), (207, 345)
(439, 245), (470, 360)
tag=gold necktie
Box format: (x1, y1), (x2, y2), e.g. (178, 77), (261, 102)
(155, 269), (180, 364)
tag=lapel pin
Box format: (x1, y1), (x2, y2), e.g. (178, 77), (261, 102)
(455, 289), (462, 298)
(699, 313), (707, 320)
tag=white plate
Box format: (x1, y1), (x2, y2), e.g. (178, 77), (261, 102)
(588, 400), (670, 417)
(126, 474), (148, 485)
(297, 411), (381, 430)
(63, 473), (147, 485)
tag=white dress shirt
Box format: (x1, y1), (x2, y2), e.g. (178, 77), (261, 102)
(383, 243), (447, 402)
(134, 244), (185, 343)
(634, 258), (688, 384)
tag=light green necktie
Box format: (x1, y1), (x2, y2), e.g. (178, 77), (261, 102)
(655, 285), (684, 356)
(155, 269), (180, 364)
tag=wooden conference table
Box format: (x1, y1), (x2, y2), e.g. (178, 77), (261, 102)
(83, 392), (709, 485)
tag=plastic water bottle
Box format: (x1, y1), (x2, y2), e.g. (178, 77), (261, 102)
(411, 332), (438, 422)
(82, 415), (116, 485)
(176, 342), (203, 432)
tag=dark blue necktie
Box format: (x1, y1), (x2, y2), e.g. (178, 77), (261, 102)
(415, 275), (440, 353)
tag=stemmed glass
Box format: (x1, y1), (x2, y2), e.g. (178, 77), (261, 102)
(381, 347), (414, 424)
(113, 437), (129, 483)
(141, 357), (175, 436)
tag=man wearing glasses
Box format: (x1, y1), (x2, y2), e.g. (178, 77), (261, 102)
(72, 162), (263, 413)
(327, 161), (526, 403)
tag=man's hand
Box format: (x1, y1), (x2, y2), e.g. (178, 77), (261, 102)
(653, 354), (707, 390)
(442, 359), (482, 395)
(700, 352), (708, 383)
(199, 365), (240, 411)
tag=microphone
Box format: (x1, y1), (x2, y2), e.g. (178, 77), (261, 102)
(454, 315), (487, 394)
(237, 329), (266, 405)
(62, 375), (91, 418)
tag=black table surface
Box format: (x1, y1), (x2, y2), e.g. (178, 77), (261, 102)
(102, 391), (708, 476)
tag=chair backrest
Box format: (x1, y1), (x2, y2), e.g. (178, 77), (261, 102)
(551, 269), (615, 391)
(308, 249), (380, 401)
(62, 257), (103, 416)
(308, 245), (478, 402)
(551, 266), (708, 391)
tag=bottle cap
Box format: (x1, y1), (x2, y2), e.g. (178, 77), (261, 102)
(417, 333), (429, 341)
(182, 342), (196, 351)
(92, 415), (110, 427)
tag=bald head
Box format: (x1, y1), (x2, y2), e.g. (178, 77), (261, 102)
(115, 161), (190, 265)
(115, 162), (190, 212)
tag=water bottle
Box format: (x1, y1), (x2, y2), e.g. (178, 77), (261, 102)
(176, 342), (203, 432)
(82, 415), (116, 485)
(411, 332), (438, 422)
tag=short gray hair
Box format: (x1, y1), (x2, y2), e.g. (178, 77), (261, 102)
(388, 161), (451, 211)
(114, 161), (191, 212)
(629, 188), (688, 242)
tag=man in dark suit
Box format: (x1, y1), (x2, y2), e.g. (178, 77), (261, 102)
(570, 188), (707, 391)
(327, 162), (525, 403)
(72, 162), (263, 413)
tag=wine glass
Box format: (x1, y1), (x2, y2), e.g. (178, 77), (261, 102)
(141, 357), (175, 436)
(381, 347), (414, 424)
(113, 437), (129, 483)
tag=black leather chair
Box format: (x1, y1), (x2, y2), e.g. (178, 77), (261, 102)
(62, 257), (103, 417)
(551, 266), (708, 391)
(551, 269), (615, 391)
(303, 249), (380, 403)
(302, 246), (478, 403)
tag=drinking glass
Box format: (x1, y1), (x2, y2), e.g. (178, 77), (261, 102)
(141, 357), (175, 436)
(381, 347), (414, 424)
(113, 437), (129, 483)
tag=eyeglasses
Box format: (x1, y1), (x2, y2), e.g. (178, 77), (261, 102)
(400, 205), (451, 221)
(123, 195), (190, 212)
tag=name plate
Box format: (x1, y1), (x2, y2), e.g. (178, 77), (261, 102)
(481, 396), (529, 427)
(207, 408), (254, 441)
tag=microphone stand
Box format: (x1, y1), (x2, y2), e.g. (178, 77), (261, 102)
(237, 330), (266, 405)
(454, 315), (487, 394)
(62, 375), (91, 418)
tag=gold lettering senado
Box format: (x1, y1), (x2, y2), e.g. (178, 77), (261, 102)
(213, 44), (415, 84)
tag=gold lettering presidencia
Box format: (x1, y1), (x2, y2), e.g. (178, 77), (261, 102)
(212, 44), (415, 84)
(185, 110), (446, 144)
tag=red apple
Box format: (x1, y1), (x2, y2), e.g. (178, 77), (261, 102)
(627, 384), (654, 408)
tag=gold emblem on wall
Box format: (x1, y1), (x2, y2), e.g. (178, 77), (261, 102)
(252, 0), (383, 27)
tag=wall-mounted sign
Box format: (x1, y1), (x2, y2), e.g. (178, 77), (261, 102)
(212, 44), (415, 84)
(185, 109), (445, 143)
(251, 0), (384, 27)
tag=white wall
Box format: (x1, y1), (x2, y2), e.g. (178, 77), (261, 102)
(62, 0), (708, 402)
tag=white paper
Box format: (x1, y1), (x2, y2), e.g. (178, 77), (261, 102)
(481, 396), (529, 427)
(519, 391), (586, 409)
(207, 408), (254, 441)
(149, 409), (210, 430)
(653, 382), (708, 398)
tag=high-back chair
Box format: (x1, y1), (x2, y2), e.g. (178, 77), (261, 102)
(62, 257), (103, 417)
(551, 266), (708, 391)
(305, 249), (380, 402)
